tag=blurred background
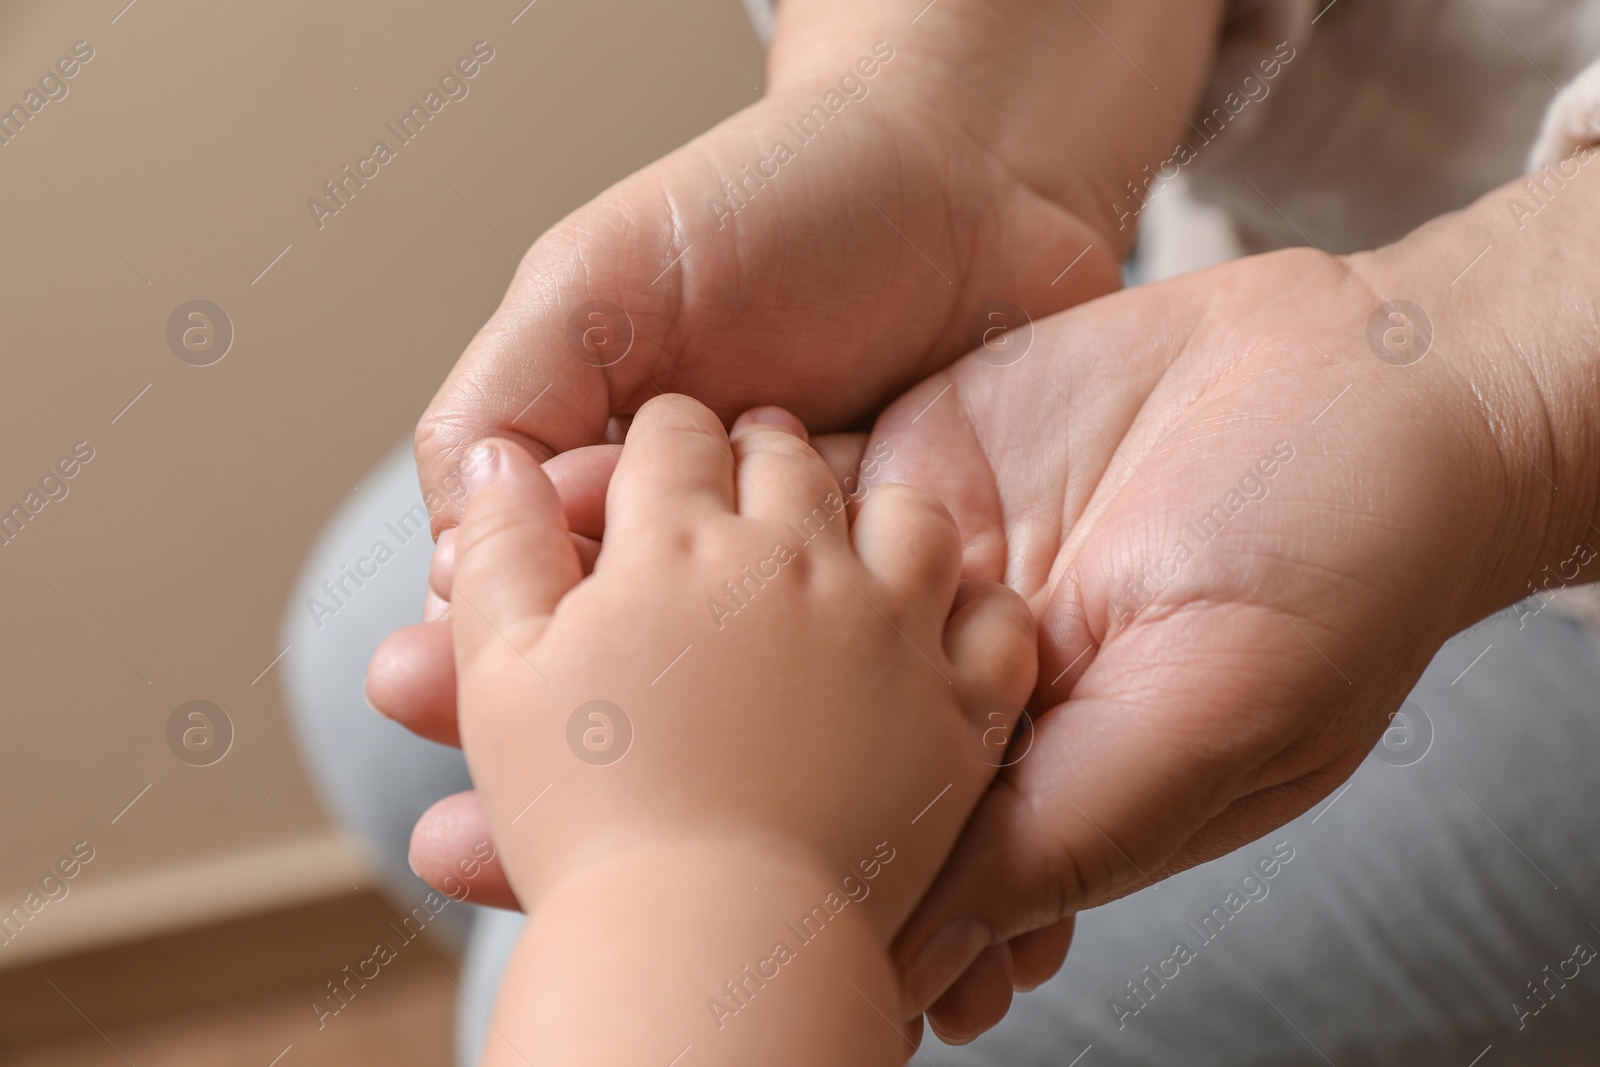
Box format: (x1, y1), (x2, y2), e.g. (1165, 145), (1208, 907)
(0, 1), (760, 1062)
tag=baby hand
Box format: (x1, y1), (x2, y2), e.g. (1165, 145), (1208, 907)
(449, 395), (1035, 1064)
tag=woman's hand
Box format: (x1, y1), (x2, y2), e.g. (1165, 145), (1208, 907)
(407, 0), (1228, 531)
(377, 128), (1600, 1052)
(371, 0), (1226, 906)
(878, 164), (1600, 1040)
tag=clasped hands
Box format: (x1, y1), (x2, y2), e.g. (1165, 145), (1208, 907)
(365, 0), (1600, 1046)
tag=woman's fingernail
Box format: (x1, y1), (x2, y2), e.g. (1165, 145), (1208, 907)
(461, 442), (501, 496)
(925, 1014), (978, 1047)
(904, 917), (992, 1016)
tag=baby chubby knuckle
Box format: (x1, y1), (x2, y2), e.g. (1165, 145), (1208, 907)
(872, 480), (951, 520)
(876, 482), (961, 548)
(989, 614), (1041, 701)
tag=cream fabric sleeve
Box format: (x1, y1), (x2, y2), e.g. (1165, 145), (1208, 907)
(738, 1), (1308, 60)
(1531, 57), (1600, 167)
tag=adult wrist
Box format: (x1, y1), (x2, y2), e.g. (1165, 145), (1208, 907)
(765, 0), (1229, 254)
(1352, 159), (1600, 619)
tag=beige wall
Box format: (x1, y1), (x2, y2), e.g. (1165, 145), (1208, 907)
(0, 0), (760, 959)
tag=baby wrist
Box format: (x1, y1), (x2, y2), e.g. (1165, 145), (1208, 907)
(494, 843), (903, 1066)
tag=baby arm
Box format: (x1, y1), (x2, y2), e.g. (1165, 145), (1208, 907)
(447, 397), (1038, 1066)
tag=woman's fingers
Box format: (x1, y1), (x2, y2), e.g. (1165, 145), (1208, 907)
(366, 621), (458, 746)
(409, 790), (519, 909)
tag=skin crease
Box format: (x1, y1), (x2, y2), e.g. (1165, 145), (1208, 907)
(361, 0), (1600, 1053)
(448, 396), (1037, 1066)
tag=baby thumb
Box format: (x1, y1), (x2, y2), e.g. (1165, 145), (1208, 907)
(451, 439), (585, 667)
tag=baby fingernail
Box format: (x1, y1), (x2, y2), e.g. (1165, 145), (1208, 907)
(461, 442), (501, 496)
(732, 406), (806, 439)
(904, 916), (992, 1016)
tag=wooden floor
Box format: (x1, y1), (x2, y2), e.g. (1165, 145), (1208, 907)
(0, 892), (459, 1067)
